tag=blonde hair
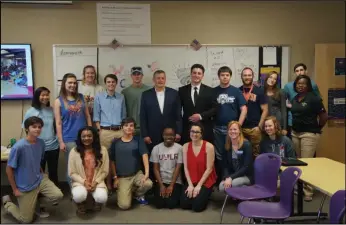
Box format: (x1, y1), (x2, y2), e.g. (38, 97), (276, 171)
(82, 65), (97, 85)
(263, 116), (282, 138)
(225, 121), (245, 151)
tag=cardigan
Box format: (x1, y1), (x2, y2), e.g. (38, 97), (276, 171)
(68, 146), (109, 189)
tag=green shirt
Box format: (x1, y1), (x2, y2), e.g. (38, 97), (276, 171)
(121, 84), (151, 128)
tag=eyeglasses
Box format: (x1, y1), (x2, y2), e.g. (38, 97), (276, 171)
(190, 130), (201, 134)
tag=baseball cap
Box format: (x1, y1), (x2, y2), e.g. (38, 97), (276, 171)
(131, 67), (143, 75)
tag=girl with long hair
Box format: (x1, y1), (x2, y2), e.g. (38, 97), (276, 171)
(219, 121), (253, 192)
(263, 71), (288, 135)
(68, 126), (109, 215)
(23, 87), (60, 187)
(259, 116), (295, 158)
(54, 73), (92, 185)
(78, 65), (104, 117)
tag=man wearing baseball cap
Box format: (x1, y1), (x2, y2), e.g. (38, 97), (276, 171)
(121, 67), (151, 136)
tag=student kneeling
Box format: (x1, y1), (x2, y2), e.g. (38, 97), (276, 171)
(180, 122), (217, 212)
(219, 121), (253, 192)
(68, 126), (109, 215)
(150, 127), (183, 209)
(2, 116), (63, 223)
(110, 117), (153, 210)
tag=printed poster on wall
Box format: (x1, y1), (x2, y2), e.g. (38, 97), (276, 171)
(96, 3), (151, 44)
(328, 88), (345, 127)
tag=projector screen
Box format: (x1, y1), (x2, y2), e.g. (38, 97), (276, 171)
(1, 44), (34, 100)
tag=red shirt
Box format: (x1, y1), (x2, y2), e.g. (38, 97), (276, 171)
(186, 141), (217, 188)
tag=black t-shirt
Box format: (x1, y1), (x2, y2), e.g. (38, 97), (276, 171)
(291, 92), (325, 133)
(239, 85), (268, 128)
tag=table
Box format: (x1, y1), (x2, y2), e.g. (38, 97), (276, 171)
(281, 157), (345, 222)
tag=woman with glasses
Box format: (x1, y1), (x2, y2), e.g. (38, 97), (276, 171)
(180, 122), (217, 212)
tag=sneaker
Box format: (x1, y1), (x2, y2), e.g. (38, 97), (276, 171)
(2, 195), (11, 206)
(135, 196), (148, 205)
(35, 207), (50, 218)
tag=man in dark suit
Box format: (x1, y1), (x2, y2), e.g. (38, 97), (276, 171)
(178, 64), (218, 144)
(140, 70), (183, 153)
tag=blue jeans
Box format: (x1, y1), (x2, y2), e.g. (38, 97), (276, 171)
(213, 126), (228, 184)
(213, 126), (228, 161)
(64, 141), (76, 186)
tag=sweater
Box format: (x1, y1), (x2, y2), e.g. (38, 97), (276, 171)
(68, 146), (109, 189)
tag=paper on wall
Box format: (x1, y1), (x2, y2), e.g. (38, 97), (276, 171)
(96, 3), (151, 44)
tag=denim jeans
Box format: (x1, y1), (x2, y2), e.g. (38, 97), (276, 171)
(213, 126), (228, 184)
(213, 126), (228, 161)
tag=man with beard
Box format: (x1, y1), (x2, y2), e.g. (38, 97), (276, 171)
(239, 67), (268, 158)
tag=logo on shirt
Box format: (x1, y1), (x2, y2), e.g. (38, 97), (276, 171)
(217, 94), (235, 105)
(159, 153), (178, 160)
(301, 102), (307, 107)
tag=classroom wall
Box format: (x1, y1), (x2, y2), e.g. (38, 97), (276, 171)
(315, 44), (345, 164)
(1, 1), (345, 183)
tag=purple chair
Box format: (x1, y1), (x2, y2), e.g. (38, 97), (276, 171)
(220, 153), (281, 223)
(237, 167), (302, 223)
(330, 190), (346, 224)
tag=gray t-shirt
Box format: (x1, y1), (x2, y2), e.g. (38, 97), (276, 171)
(109, 136), (148, 177)
(150, 143), (183, 184)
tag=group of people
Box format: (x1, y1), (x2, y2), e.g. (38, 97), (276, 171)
(2, 62), (327, 223)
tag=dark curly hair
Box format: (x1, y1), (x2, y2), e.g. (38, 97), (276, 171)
(75, 126), (103, 167)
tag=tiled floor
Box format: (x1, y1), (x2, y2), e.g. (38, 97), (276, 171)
(1, 185), (331, 224)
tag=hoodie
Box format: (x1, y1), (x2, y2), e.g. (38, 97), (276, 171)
(259, 135), (296, 158)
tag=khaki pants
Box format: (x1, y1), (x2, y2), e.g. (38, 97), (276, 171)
(100, 129), (123, 188)
(4, 175), (63, 223)
(117, 171), (153, 210)
(242, 127), (262, 158)
(292, 131), (320, 197)
(100, 129), (123, 150)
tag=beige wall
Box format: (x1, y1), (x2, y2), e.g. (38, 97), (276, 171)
(1, 1), (345, 182)
(315, 44), (345, 163)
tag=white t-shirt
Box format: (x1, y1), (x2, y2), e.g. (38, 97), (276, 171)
(79, 83), (104, 111)
(150, 142), (183, 184)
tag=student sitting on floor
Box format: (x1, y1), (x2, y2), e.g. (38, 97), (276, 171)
(110, 117), (153, 210)
(150, 127), (183, 209)
(68, 126), (109, 215)
(2, 116), (63, 223)
(259, 116), (296, 158)
(180, 122), (217, 212)
(219, 121), (253, 192)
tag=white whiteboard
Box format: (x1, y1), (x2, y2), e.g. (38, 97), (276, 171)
(53, 45), (290, 95)
(53, 46), (97, 96)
